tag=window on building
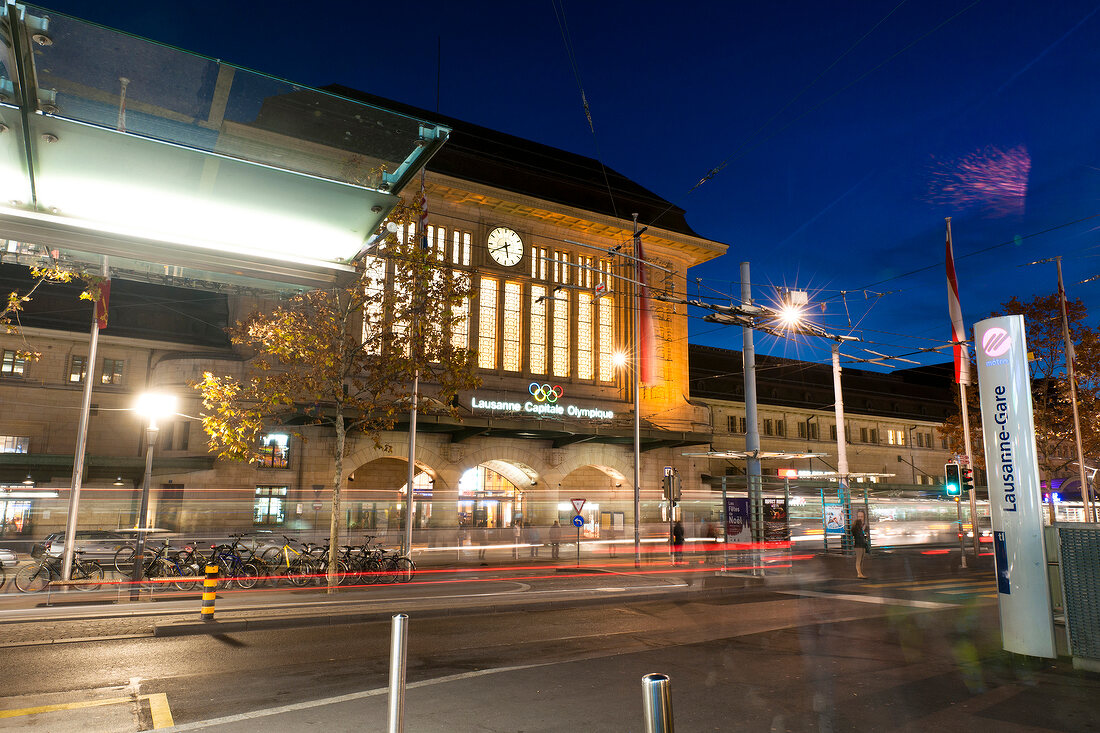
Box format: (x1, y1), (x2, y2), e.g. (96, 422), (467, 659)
(775, 420), (786, 437)
(68, 356), (87, 383)
(941, 437), (949, 449)
(860, 427), (871, 443)
(258, 433), (290, 468)
(886, 429), (906, 446)
(254, 486), (287, 525)
(728, 416), (746, 433)
(577, 292), (594, 380)
(597, 293), (614, 382)
(101, 358), (124, 385)
(160, 421), (190, 451)
(552, 292), (570, 377)
(1, 350), (26, 378)
(530, 285), (547, 375)
(445, 270), (470, 352)
(799, 421), (820, 439)
(478, 277), (498, 369)
(763, 419), (774, 436)
(502, 281), (522, 372)
(0, 435), (30, 453)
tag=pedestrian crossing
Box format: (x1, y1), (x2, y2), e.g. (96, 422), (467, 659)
(859, 577), (996, 600)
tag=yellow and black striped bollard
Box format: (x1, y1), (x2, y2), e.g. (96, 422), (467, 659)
(201, 564), (218, 621)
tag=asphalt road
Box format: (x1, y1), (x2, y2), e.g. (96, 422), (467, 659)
(0, 552), (1095, 732)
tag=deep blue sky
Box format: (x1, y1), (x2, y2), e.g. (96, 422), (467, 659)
(33, 1), (1100, 371)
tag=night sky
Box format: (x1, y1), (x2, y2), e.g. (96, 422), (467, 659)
(30, 1), (1100, 372)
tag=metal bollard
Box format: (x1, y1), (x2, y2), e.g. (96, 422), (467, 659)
(388, 613), (408, 733)
(642, 673), (674, 733)
(200, 564), (218, 621)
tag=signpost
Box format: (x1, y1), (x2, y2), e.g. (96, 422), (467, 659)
(571, 498), (585, 567)
(974, 315), (1056, 658)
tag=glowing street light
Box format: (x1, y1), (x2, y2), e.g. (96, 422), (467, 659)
(612, 351), (628, 368)
(131, 391), (179, 590)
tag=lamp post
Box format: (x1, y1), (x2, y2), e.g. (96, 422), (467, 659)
(131, 392), (178, 591)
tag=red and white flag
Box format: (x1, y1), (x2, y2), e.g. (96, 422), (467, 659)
(95, 279), (111, 330)
(634, 234), (657, 385)
(945, 218), (970, 384)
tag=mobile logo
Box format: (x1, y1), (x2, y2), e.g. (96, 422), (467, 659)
(982, 327), (1011, 358)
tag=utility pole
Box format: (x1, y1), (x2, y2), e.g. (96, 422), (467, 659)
(632, 214), (643, 568)
(1056, 256), (1094, 522)
(740, 263), (763, 566)
(831, 343), (851, 546)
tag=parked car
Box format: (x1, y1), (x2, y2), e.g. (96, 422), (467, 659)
(0, 547), (17, 567)
(32, 530), (132, 562)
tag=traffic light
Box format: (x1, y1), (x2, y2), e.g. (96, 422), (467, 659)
(662, 473), (682, 505)
(961, 466), (974, 495)
(945, 463), (962, 497)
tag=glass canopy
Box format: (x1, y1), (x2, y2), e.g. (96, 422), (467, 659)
(0, 4), (449, 290)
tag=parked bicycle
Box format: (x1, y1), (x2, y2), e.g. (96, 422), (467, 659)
(14, 550), (104, 592)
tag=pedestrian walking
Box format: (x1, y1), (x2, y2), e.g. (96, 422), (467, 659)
(527, 523), (541, 557)
(477, 525), (488, 560)
(548, 520), (562, 559)
(512, 521), (522, 559)
(672, 520), (685, 565)
(852, 510), (870, 579)
(704, 519), (719, 563)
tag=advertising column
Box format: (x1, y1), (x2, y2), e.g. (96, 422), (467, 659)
(973, 315), (1056, 658)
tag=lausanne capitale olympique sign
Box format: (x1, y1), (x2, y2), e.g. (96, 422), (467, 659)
(469, 383), (614, 420)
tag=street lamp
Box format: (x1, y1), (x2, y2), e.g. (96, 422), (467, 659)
(131, 392), (178, 589)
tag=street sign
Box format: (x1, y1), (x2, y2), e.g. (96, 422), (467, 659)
(957, 454), (971, 466)
(572, 515), (584, 528)
(664, 466), (673, 477)
(312, 500), (323, 510)
(571, 498), (586, 514)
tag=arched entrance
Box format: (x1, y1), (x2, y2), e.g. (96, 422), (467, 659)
(345, 457), (437, 536)
(558, 464), (628, 540)
(457, 460), (537, 530)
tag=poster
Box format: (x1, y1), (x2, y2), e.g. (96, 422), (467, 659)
(763, 498), (790, 541)
(724, 497), (752, 544)
(824, 504), (845, 534)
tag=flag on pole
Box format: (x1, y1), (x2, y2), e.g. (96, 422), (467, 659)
(418, 172), (429, 250)
(945, 218), (970, 384)
(634, 234), (658, 385)
(95, 280), (111, 330)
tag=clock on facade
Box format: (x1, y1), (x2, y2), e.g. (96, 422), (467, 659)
(487, 226), (523, 267)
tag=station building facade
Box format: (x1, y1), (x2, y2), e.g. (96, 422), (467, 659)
(0, 88), (728, 547)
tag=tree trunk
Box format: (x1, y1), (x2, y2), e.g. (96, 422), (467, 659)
(328, 405), (345, 593)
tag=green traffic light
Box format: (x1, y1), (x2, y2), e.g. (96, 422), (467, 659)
(946, 482), (961, 496)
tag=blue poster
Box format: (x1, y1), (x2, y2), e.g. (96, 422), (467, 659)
(725, 497), (752, 543)
(824, 504), (846, 534)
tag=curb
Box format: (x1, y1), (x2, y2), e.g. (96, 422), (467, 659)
(154, 578), (749, 638)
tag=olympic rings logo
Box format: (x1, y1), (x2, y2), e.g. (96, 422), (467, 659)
(529, 382), (564, 403)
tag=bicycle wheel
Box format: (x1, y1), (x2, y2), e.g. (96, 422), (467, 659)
(113, 547), (136, 575)
(73, 561), (104, 591)
(15, 563), (52, 593)
(379, 558), (399, 585)
(234, 561), (261, 590)
(394, 557), (415, 583)
(286, 557), (313, 587)
(259, 548), (286, 575)
(172, 563), (200, 592)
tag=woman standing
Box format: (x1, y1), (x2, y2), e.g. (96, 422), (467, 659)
(852, 510), (869, 579)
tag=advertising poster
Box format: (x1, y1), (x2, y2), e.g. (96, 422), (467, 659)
(763, 498), (790, 541)
(724, 497), (752, 544)
(824, 504), (846, 534)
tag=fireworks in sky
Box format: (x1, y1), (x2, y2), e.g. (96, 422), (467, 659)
(926, 145), (1031, 216)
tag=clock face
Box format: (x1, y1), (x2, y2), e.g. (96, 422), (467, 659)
(487, 227), (523, 267)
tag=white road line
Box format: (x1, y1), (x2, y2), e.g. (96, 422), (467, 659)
(159, 662), (557, 731)
(779, 590), (957, 609)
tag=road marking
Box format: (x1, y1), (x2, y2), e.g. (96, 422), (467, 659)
(0, 693), (173, 729)
(780, 589), (956, 609)
(938, 585), (995, 595)
(861, 578), (986, 590)
(159, 662), (557, 731)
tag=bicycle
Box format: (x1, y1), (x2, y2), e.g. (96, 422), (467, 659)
(14, 551), (104, 592)
(113, 540), (187, 589)
(260, 535), (323, 587)
(209, 536), (262, 589)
